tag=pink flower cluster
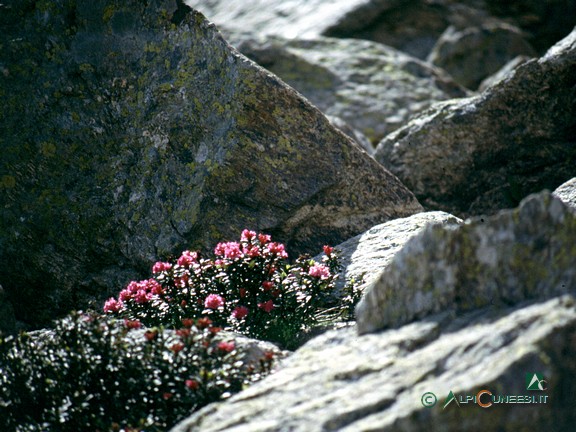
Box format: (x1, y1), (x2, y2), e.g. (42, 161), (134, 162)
(103, 228), (338, 347)
(308, 264), (331, 279)
(214, 242), (244, 260)
(265, 242), (288, 259)
(212, 230), (289, 262)
(116, 278), (163, 305)
(232, 306), (249, 320)
(217, 341), (235, 353)
(152, 261), (172, 274)
(177, 250), (199, 267)
(204, 294), (224, 310)
(103, 297), (123, 313)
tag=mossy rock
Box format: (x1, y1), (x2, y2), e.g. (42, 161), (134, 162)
(0, 0), (421, 328)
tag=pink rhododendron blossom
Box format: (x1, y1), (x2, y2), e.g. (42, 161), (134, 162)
(258, 233), (271, 244)
(103, 297), (122, 313)
(217, 341), (235, 353)
(244, 245), (261, 257)
(135, 289), (151, 304)
(152, 261), (172, 274)
(127, 280), (141, 293)
(176, 328), (191, 338)
(210, 326), (222, 335)
(309, 264), (331, 279)
(258, 300), (275, 313)
(241, 229), (257, 242)
(323, 245), (334, 256)
(147, 279), (164, 295)
(265, 242), (288, 259)
(204, 294), (224, 309)
(181, 318), (194, 328)
(177, 250), (198, 267)
(124, 319), (142, 330)
(170, 343), (185, 353)
(196, 317), (212, 329)
(214, 242), (244, 260)
(232, 306), (249, 320)
(118, 289), (132, 302)
(174, 273), (189, 288)
(185, 379), (199, 390)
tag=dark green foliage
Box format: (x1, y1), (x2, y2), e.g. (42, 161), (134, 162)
(0, 311), (273, 431)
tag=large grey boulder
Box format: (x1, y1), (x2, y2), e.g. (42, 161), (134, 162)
(185, 0), (518, 61)
(428, 22), (536, 89)
(172, 294), (576, 431)
(185, 1), (575, 61)
(229, 34), (466, 144)
(553, 177), (576, 211)
(478, 54), (532, 92)
(183, 0), (408, 42)
(356, 192), (576, 334)
(483, 0), (576, 53)
(374, 29), (576, 216)
(330, 211), (462, 294)
(0, 0), (421, 327)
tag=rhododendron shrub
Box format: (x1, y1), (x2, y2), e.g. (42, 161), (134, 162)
(0, 311), (274, 431)
(105, 230), (340, 347)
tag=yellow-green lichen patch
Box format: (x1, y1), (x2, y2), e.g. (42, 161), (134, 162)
(0, 175), (16, 189)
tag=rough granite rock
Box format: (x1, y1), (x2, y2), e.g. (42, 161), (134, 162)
(374, 29), (576, 216)
(553, 177), (576, 211)
(228, 34), (466, 144)
(478, 54), (532, 92)
(483, 0), (576, 53)
(356, 191), (576, 334)
(185, 0), (574, 60)
(326, 0), (494, 59)
(184, 0), (407, 41)
(0, 0), (422, 327)
(327, 211), (462, 295)
(326, 115), (374, 155)
(428, 22), (536, 89)
(171, 295), (576, 432)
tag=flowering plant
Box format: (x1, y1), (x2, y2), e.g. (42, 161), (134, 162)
(0, 311), (274, 431)
(104, 230), (340, 348)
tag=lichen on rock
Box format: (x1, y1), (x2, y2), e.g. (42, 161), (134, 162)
(0, 0), (421, 328)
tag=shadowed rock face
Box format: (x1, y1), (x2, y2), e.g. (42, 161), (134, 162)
(374, 29), (576, 217)
(0, 0), (421, 328)
(428, 22), (536, 90)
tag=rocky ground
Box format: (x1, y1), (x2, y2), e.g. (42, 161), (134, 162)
(1, 1), (575, 430)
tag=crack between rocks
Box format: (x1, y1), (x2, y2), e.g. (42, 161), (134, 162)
(321, 396), (395, 432)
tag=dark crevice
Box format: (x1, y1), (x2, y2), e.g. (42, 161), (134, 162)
(322, 396), (394, 431)
(171, 0), (192, 25)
